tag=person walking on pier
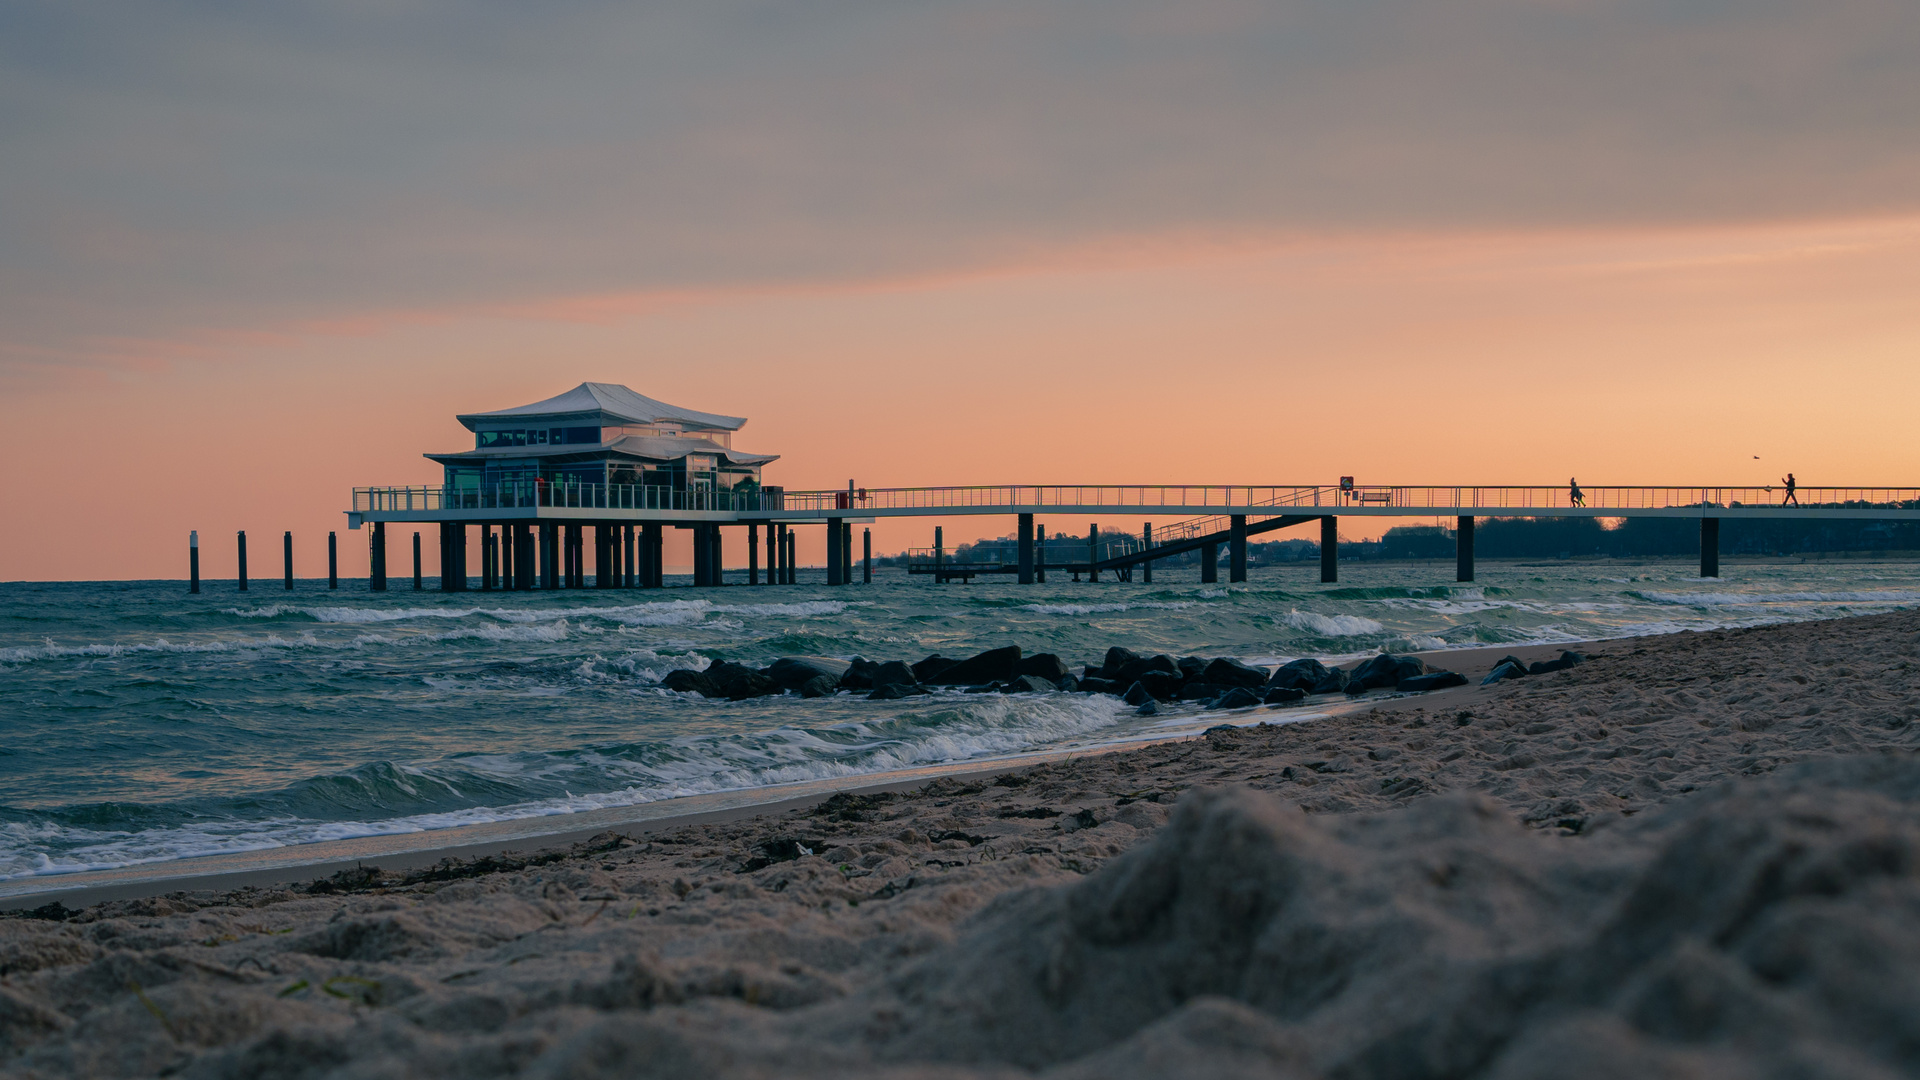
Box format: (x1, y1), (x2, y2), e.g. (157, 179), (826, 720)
(1782, 473), (1798, 505)
(1569, 478), (1585, 507)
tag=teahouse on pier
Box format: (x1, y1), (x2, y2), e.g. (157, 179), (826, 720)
(339, 383), (1920, 592)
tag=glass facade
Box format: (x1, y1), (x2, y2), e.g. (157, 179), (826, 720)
(476, 427), (601, 448)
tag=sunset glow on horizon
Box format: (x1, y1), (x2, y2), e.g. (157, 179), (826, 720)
(4, 2), (1918, 580)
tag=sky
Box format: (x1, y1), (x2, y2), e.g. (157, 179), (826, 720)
(3, 0), (1918, 580)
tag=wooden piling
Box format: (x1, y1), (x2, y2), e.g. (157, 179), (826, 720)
(1229, 515), (1247, 583)
(1037, 525), (1047, 583)
(189, 531), (200, 594)
(784, 529), (795, 584)
(1141, 523), (1151, 584)
(370, 522), (387, 592)
(283, 531), (294, 590)
(328, 532), (338, 590)
(827, 518), (844, 586)
(748, 523), (760, 585)
(1017, 513), (1035, 584)
(1320, 516), (1338, 584)
(842, 521), (853, 585)
(1456, 516), (1475, 583)
(237, 531), (248, 591)
(934, 527), (944, 584)
(1701, 517), (1720, 578)
(1088, 524), (1099, 583)
(863, 528), (872, 584)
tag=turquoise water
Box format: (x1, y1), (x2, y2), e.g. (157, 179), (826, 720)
(5, 559), (1920, 882)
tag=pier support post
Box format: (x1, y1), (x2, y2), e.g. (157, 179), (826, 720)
(237, 530), (248, 591)
(864, 528), (872, 583)
(445, 523), (468, 591)
(328, 532), (338, 590)
(1320, 516), (1338, 584)
(1456, 516), (1475, 583)
(784, 528), (795, 584)
(594, 525), (611, 588)
(1701, 517), (1720, 578)
(624, 525), (635, 587)
(690, 525), (706, 586)
(642, 524), (662, 588)
(283, 531), (294, 590)
(513, 524), (532, 589)
(1141, 523), (1151, 584)
(370, 522), (387, 592)
(571, 525), (587, 587)
(827, 518), (844, 585)
(190, 531), (200, 593)
(1088, 524), (1099, 582)
(1037, 525), (1047, 583)
(842, 522), (852, 584)
(540, 523), (557, 589)
(713, 526), (725, 585)
(1200, 540), (1217, 584)
(1017, 513), (1035, 584)
(767, 525), (778, 585)
(415, 530), (425, 590)
(481, 526), (494, 590)
(748, 523), (759, 585)
(1229, 515), (1247, 583)
(934, 527), (944, 584)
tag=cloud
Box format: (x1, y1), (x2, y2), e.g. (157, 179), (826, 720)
(4, 0), (1920, 369)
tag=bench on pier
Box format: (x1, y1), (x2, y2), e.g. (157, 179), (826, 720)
(1354, 492), (1393, 504)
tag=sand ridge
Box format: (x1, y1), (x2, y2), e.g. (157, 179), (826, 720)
(3, 610), (1918, 1078)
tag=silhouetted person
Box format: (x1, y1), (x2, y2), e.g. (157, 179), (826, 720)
(1569, 477), (1585, 507)
(1782, 473), (1798, 505)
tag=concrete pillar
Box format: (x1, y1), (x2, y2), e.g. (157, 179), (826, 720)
(934, 526), (944, 585)
(748, 523), (760, 585)
(767, 524), (778, 585)
(283, 531), (294, 590)
(445, 523), (467, 591)
(1088, 524), (1100, 583)
(514, 524), (534, 589)
(415, 530), (425, 590)
(712, 525), (725, 586)
(827, 518), (844, 586)
(541, 523), (558, 589)
(1017, 513), (1035, 584)
(1456, 516), (1475, 583)
(481, 526), (494, 590)
(571, 525), (587, 588)
(1320, 516), (1338, 584)
(1229, 515), (1247, 583)
(328, 531), (338, 590)
(624, 525), (635, 587)
(642, 523), (662, 588)
(370, 522), (387, 592)
(1701, 517), (1720, 578)
(1200, 539), (1217, 584)
(842, 522), (852, 585)
(594, 525), (610, 588)
(1141, 523), (1151, 585)
(190, 530), (200, 594)
(1036, 525), (1047, 583)
(784, 528), (795, 584)
(863, 528), (872, 583)
(237, 530), (248, 591)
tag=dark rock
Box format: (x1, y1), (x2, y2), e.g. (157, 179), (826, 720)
(868, 683), (929, 701)
(1203, 657), (1270, 690)
(1116, 654), (1182, 685)
(1134, 700), (1159, 717)
(1078, 676), (1117, 695)
(870, 660), (919, 689)
(1398, 671), (1469, 692)
(1481, 661), (1528, 686)
(1264, 686), (1307, 705)
(1177, 682), (1223, 701)
(1176, 656), (1209, 680)
(1348, 653), (1426, 693)
(1099, 646), (1140, 679)
(661, 669), (719, 697)
(928, 646), (1024, 685)
(798, 674), (839, 698)
(1207, 687), (1262, 710)
(1309, 667), (1350, 694)
(1003, 674), (1057, 694)
(1268, 658), (1333, 691)
(1136, 670), (1182, 701)
(1054, 674), (1080, 692)
(1014, 653), (1071, 680)
(839, 656), (879, 690)
(1528, 650), (1588, 675)
(766, 656), (852, 690)
(965, 683), (1005, 694)
(1121, 681), (1154, 706)
(912, 655), (957, 683)
(706, 660), (780, 700)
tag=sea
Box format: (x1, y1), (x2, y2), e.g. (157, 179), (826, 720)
(5, 558), (1920, 893)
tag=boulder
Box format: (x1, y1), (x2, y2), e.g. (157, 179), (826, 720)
(1176, 656), (1209, 680)
(1121, 681), (1154, 707)
(870, 660), (919, 689)
(1206, 687), (1262, 711)
(1116, 654), (1181, 685)
(1002, 674), (1057, 694)
(1135, 670), (1182, 702)
(1202, 658), (1269, 690)
(1099, 646), (1140, 679)
(1528, 651), (1587, 675)
(1309, 668), (1350, 694)
(1263, 686), (1307, 705)
(912, 655), (957, 683)
(798, 674), (840, 698)
(706, 660), (779, 700)
(927, 646), (1023, 686)
(1348, 653), (1426, 693)
(661, 669), (719, 697)
(1177, 682), (1223, 701)
(1398, 671), (1468, 693)
(839, 657), (879, 690)
(1013, 653), (1071, 680)
(1054, 674), (1080, 692)
(1134, 700), (1159, 717)
(766, 656), (852, 690)
(867, 683), (928, 701)
(1481, 661), (1528, 686)
(1078, 676), (1117, 695)
(1268, 658), (1331, 691)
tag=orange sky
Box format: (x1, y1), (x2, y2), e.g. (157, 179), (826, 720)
(3, 216), (1916, 580)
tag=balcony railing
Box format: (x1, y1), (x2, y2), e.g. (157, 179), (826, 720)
(354, 483), (786, 513)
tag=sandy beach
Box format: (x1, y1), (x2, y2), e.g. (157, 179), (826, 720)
(5, 610), (1919, 1078)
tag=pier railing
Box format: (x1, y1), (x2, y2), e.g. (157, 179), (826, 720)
(354, 483), (787, 514)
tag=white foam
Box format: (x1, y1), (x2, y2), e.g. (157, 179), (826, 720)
(1019, 602), (1197, 616)
(1283, 610), (1386, 636)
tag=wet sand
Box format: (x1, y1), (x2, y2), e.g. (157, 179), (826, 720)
(4, 612), (1918, 1078)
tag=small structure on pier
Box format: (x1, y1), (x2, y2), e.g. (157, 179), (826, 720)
(428, 382), (778, 504)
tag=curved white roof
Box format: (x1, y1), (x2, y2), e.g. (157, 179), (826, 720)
(457, 382), (747, 432)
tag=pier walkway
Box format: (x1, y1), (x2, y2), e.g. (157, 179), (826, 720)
(345, 483), (1920, 591)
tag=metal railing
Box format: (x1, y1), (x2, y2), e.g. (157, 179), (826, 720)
(773, 485), (1338, 514)
(354, 483), (786, 514)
